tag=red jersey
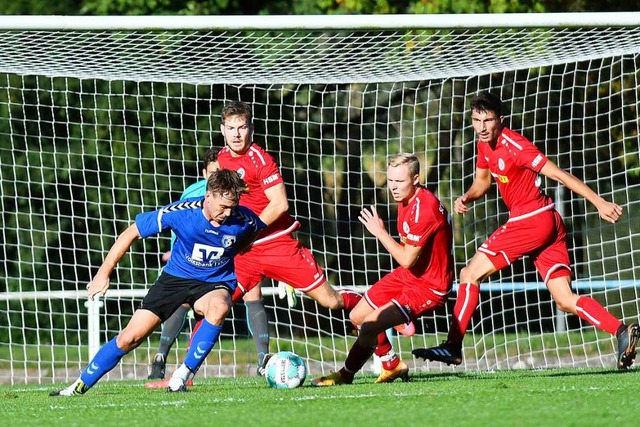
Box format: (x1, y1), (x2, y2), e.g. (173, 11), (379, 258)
(396, 186), (454, 294)
(477, 127), (553, 217)
(217, 143), (296, 240)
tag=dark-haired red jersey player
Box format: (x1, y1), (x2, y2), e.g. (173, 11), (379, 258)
(413, 91), (637, 370)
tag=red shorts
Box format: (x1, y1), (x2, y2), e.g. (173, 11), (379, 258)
(479, 207), (571, 283)
(364, 269), (449, 323)
(232, 234), (325, 302)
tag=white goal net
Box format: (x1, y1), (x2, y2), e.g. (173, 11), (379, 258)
(1, 13), (639, 384)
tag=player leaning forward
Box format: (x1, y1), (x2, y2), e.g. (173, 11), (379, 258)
(311, 153), (454, 386)
(50, 169), (265, 396)
(413, 91), (639, 369)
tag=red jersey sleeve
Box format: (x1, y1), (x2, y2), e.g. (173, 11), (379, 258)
(256, 151), (285, 191)
(398, 188), (444, 247)
(514, 139), (548, 173)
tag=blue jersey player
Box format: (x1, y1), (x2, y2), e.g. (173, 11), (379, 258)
(50, 169), (265, 396)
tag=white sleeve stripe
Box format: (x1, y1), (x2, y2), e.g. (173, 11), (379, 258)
(249, 145), (268, 165)
(413, 196), (421, 223)
(501, 133), (524, 150)
(156, 210), (164, 234)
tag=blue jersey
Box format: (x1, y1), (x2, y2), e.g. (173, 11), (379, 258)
(136, 197), (265, 286)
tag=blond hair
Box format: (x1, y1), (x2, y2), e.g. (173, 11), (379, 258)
(388, 153), (420, 177)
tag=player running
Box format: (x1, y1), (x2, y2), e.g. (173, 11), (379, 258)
(412, 91), (638, 369)
(311, 153), (454, 386)
(50, 169), (265, 396)
(146, 148), (280, 383)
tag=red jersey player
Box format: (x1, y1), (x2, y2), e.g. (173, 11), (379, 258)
(217, 101), (415, 379)
(216, 102), (347, 309)
(311, 153), (454, 386)
(412, 91), (638, 370)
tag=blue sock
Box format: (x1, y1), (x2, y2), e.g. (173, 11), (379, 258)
(183, 319), (222, 372)
(80, 337), (127, 388)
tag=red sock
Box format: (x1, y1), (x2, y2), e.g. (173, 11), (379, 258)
(338, 289), (362, 310)
(373, 332), (400, 370)
(343, 340), (374, 377)
(447, 283), (480, 345)
(576, 296), (622, 335)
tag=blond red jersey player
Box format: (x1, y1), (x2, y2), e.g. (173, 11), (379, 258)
(311, 153), (454, 386)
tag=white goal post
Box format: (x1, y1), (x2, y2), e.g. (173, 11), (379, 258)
(1, 13), (639, 385)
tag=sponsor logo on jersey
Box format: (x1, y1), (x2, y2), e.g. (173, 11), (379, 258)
(531, 154), (543, 168)
(263, 173), (280, 185)
(188, 243), (225, 267)
(407, 233), (421, 242)
(491, 172), (510, 183)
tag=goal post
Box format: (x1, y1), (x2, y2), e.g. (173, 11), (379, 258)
(1, 13), (639, 384)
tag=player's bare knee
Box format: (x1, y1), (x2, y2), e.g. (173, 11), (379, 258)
(349, 310), (365, 326)
(317, 292), (343, 310)
(204, 305), (230, 324)
(326, 298), (343, 310)
(116, 332), (142, 352)
(459, 266), (483, 285)
(459, 266), (473, 284)
(553, 296), (576, 314)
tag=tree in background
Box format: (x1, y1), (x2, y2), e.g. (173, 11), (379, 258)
(1, 0), (638, 16)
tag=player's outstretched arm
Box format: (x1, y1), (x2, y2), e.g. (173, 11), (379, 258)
(454, 167), (492, 215)
(540, 161), (623, 223)
(87, 223), (141, 300)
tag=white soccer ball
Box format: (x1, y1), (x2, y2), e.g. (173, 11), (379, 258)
(264, 351), (307, 389)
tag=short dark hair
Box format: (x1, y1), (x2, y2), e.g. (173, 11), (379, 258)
(202, 147), (219, 171)
(221, 101), (253, 124)
(206, 169), (247, 202)
(471, 91), (502, 116)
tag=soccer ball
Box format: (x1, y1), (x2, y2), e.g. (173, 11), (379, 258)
(264, 351), (307, 389)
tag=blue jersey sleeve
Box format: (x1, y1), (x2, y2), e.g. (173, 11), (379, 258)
(135, 210), (165, 238)
(234, 205), (266, 246)
(136, 198), (204, 239)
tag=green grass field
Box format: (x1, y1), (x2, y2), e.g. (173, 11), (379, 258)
(1, 367), (638, 427)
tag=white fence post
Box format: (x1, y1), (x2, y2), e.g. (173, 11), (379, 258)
(84, 298), (104, 359)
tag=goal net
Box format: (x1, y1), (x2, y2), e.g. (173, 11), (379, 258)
(1, 13), (639, 384)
